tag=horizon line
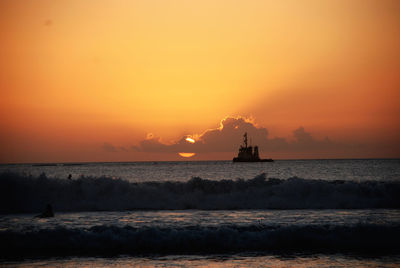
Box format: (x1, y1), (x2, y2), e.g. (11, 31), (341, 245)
(1, 157), (399, 166)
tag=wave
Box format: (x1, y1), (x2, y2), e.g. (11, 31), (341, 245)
(1, 172), (399, 213)
(1, 223), (399, 258)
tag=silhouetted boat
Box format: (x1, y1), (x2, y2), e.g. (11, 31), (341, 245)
(233, 133), (273, 162)
(32, 163), (58, 167)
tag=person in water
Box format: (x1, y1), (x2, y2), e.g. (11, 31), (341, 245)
(35, 204), (54, 218)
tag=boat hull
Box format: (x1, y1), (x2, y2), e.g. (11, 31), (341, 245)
(232, 158), (273, 162)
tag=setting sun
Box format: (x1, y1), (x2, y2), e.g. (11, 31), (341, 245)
(178, 153), (196, 158)
(185, 137), (195, 144)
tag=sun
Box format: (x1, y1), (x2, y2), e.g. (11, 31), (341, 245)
(185, 137), (195, 143)
(178, 153), (196, 158)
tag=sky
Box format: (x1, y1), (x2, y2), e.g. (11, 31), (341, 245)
(0, 0), (399, 163)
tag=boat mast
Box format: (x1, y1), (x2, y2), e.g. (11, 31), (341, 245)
(243, 132), (248, 148)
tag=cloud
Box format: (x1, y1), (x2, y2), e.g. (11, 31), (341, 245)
(138, 136), (176, 153)
(102, 142), (118, 152)
(196, 117), (268, 152)
(102, 142), (132, 153)
(119, 146), (128, 152)
(133, 116), (337, 154)
(289, 127), (335, 152)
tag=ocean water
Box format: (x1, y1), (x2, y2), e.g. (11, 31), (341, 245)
(1, 159), (400, 267)
(2, 159), (400, 182)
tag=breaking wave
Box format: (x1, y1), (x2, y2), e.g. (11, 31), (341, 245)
(1, 172), (399, 213)
(1, 223), (399, 258)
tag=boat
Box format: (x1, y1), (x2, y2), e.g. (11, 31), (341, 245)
(233, 132), (273, 162)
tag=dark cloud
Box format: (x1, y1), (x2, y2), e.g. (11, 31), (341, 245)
(288, 127), (335, 152)
(196, 117), (268, 152)
(119, 146), (128, 152)
(102, 142), (117, 152)
(103, 143), (133, 153)
(138, 137), (176, 153)
(133, 117), (337, 154)
(130, 145), (141, 152)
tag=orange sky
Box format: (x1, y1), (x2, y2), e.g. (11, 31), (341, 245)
(0, 0), (399, 163)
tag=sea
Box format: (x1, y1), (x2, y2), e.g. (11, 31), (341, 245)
(0, 159), (399, 267)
